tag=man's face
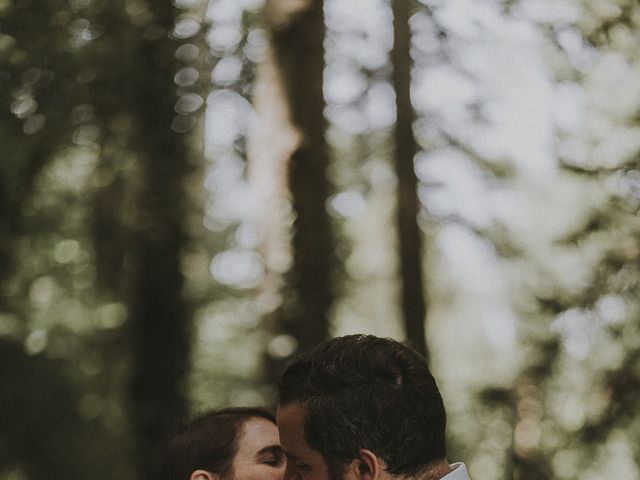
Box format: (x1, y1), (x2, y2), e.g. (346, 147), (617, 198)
(277, 403), (334, 480)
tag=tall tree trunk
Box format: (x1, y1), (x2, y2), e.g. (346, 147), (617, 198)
(261, 0), (335, 357)
(391, 0), (428, 359)
(116, 4), (193, 479)
(247, 42), (299, 391)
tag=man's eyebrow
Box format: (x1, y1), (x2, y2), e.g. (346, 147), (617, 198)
(284, 451), (300, 461)
(254, 445), (284, 458)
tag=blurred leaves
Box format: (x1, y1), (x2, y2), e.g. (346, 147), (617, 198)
(3, 1), (640, 480)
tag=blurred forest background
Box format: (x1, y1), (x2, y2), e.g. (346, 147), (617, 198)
(2, 0), (640, 479)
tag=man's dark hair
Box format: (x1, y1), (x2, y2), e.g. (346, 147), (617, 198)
(162, 407), (275, 480)
(278, 335), (446, 479)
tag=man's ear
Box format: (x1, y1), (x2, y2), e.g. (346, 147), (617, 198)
(345, 449), (382, 480)
(190, 470), (219, 480)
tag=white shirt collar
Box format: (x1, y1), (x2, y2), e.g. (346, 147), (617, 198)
(440, 462), (470, 480)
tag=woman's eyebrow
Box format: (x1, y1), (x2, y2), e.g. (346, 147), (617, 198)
(254, 445), (284, 458)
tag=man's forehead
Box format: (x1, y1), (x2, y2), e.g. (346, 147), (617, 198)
(277, 402), (307, 431)
(277, 403), (314, 455)
(277, 403), (329, 472)
(277, 402), (306, 418)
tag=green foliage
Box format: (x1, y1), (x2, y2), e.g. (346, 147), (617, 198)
(471, 1), (640, 478)
(3, 1), (640, 479)
(0, 0), (210, 477)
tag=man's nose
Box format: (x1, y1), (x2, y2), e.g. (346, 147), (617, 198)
(283, 462), (301, 480)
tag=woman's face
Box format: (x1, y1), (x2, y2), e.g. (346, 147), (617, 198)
(229, 417), (285, 480)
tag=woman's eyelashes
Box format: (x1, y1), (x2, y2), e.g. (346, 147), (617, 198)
(260, 451), (285, 466)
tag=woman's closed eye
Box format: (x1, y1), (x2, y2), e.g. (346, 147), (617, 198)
(263, 455), (284, 466)
(257, 447), (285, 467)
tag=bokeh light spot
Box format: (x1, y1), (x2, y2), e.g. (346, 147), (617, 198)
(267, 335), (298, 359)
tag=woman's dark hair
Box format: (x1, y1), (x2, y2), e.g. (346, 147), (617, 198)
(162, 407), (276, 480)
(278, 335), (446, 480)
